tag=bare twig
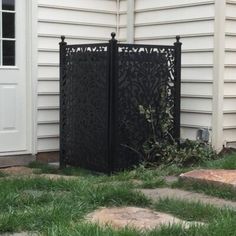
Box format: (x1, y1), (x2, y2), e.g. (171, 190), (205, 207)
(120, 144), (144, 160)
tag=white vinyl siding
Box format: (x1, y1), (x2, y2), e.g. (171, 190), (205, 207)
(224, 0), (236, 147)
(35, 0), (236, 153)
(133, 0), (215, 142)
(37, 0), (117, 152)
(119, 0), (127, 41)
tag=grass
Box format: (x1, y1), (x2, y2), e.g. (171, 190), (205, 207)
(55, 199), (236, 236)
(154, 198), (234, 222)
(204, 153), (236, 169)
(169, 152), (236, 201)
(0, 171), (7, 178)
(28, 161), (95, 177)
(0, 177), (149, 234)
(0, 153), (235, 235)
(1, 174), (235, 236)
(0, 180), (234, 236)
(29, 153), (235, 188)
(109, 164), (192, 189)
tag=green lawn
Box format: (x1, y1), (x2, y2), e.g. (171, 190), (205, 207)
(204, 153), (236, 169)
(0, 153), (235, 235)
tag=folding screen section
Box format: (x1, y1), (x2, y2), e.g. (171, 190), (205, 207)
(59, 33), (181, 173)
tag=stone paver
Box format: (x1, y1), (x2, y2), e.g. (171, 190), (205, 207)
(22, 189), (70, 198)
(0, 166), (79, 181)
(165, 176), (178, 184)
(0, 232), (38, 236)
(140, 188), (236, 210)
(23, 190), (44, 198)
(86, 207), (204, 230)
(39, 174), (77, 180)
(180, 169), (236, 189)
(0, 167), (35, 176)
(130, 179), (143, 185)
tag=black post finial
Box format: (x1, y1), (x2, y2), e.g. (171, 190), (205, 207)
(176, 35), (180, 43)
(61, 35), (65, 43)
(111, 32), (116, 40)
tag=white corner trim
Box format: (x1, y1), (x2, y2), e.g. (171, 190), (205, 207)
(127, 0), (134, 43)
(212, 0), (226, 152)
(27, 0), (38, 155)
(116, 0), (120, 39)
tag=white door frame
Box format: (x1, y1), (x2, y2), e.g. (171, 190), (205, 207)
(0, 0), (38, 156)
(27, 0), (38, 155)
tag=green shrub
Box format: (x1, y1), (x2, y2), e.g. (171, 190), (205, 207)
(168, 140), (216, 166)
(143, 139), (217, 167)
(138, 105), (217, 167)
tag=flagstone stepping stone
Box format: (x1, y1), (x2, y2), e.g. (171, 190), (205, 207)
(0, 232), (38, 236)
(22, 189), (70, 198)
(140, 188), (236, 210)
(165, 176), (178, 184)
(39, 173), (78, 180)
(130, 179), (143, 185)
(23, 190), (44, 198)
(0, 168), (79, 180)
(180, 169), (236, 189)
(96, 179), (143, 187)
(0, 167), (35, 176)
(86, 207), (204, 230)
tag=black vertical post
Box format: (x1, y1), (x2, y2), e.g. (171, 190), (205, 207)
(108, 32), (118, 173)
(174, 36), (182, 141)
(59, 36), (67, 169)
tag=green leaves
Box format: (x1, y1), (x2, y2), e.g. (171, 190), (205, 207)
(138, 105), (145, 115)
(138, 104), (217, 167)
(152, 140), (217, 167)
(138, 105), (156, 123)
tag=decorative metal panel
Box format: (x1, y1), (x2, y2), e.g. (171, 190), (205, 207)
(113, 44), (177, 170)
(61, 43), (110, 172)
(60, 34), (181, 173)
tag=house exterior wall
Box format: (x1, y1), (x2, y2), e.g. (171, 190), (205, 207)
(35, 0), (236, 153)
(119, 0), (127, 42)
(37, 0), (117, 152)
(131, 0), (215, 141)
(224, 0), (236, 147)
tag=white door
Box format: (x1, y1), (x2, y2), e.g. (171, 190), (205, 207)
(0, 0), (28, 153)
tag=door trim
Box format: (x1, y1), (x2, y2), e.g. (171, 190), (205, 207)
(0, 0), (38, 156)
(28, 0), (38, 155)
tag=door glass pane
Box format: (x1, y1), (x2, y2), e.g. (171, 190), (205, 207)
(2, 0), (15, 11)
(3, 40), (15, 65)
(2, 12), (15, 38)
